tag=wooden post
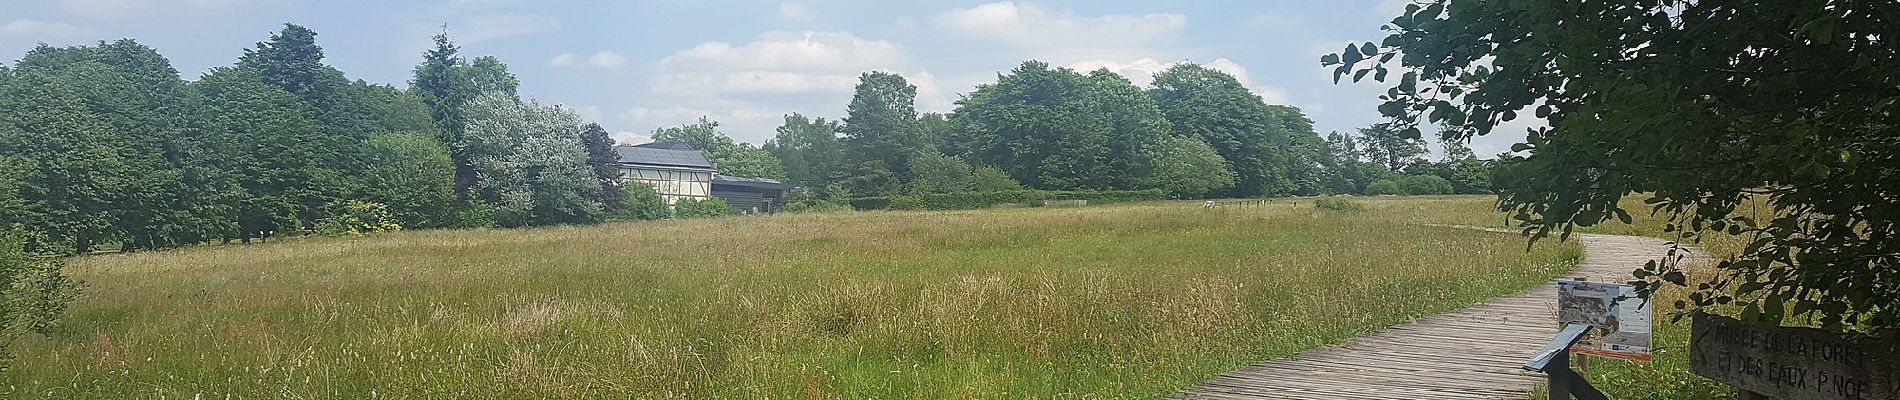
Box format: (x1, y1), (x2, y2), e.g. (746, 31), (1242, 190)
(1546, 350), (1610, 400)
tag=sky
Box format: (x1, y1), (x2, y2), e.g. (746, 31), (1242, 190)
(0, 0), (1530, 158)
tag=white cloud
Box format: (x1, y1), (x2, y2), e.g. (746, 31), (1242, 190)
(455, 13), (558, 43)
(638, 30), (949, 144)
(777, 2), (814, 22)
(0, 20), (98, 43)
(613, 131), (650, 145)
(656, 30), (921, 96)
(665, 31), (907, 71)
(587, 51), (627, 68)
(550, 51), (627, 68)
(936, 1), (1186, 50)
(1068, 57), (1291, 104)
(572, 105), (604, 122)
(654, 71), (860, 95)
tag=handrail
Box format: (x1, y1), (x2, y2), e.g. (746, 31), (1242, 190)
(1525, 323), (1607, 400)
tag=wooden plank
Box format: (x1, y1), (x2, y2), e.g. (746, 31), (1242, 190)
(1172, 233), (1693, 399)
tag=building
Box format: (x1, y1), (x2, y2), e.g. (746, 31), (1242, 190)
(615, 142), (789, 213)
(711, 175), (788, 213)
(615, 142), (715, 205)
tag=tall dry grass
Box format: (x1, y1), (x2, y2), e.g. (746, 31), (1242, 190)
(4, 196), (1578, 399)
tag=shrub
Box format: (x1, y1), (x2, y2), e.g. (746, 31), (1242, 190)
(0, 229), (78, 368)
(1053, 189), (1168, 204)
(970, 167), (1024, 191)
(1313, 197), (1366, 212)
(845, 189), (1168, 211)
(916, 190), (1040, 210)
(845, 196), (892, 210)
(887, 195), (923, 210)
(615, 184), (669, 221)
(1365, 179), (1403, 195)
(450, 201), (496, 228)
(782, 200), (854, 213)
(672, 197), (734, 219)
(1397, 174), (1454, 195)
(315, 200), (402, 236)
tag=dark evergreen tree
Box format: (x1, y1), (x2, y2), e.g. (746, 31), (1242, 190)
(840, 71), (923, 195)
(409, 34), (479, 197)
(578, 123), (625, 210)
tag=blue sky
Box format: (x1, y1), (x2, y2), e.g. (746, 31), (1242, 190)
(0, 0), (1529, 157)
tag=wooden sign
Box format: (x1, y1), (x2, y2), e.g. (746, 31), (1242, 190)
(1690, 313), (1900, 400)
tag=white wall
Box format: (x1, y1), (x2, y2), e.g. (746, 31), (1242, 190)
(621, 167), (712, 204)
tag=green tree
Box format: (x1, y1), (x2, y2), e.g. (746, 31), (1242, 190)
(1148, 63), (1322, 197)
(460, 92), (602, 227)
(1332, 0), (1900, 329)
(716, 146), (787, 180)
(195, 66), (340, 241)
(766, 113), (845, 197)
(947, 61), (1169, 190)
(1142, 135), (1238, 198)
(409, 33), (478, 196)
(1364, 179), (1402, 195)
(905, 152), (976, 194)
(236, 24), (365, 180)
(841, 71), (924, 194)
(466, 56), (519, 96)
(236, 24), (347, 109)
(1353, 123), (1425, 172)
(916, 112), (953, 153)
(0, 62), (125, 253)
(1396, 174), (1453, 195)
(361, 132), (457, 228)
(3, 40), (230, 251)
(649, 117), (786, 180)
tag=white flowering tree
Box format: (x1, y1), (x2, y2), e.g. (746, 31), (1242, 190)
(460, 92), (603, 227)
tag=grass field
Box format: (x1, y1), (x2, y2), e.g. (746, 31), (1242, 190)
(4, 196), (1581, 399)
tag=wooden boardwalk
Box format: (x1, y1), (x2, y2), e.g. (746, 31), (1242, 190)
(1172, 233), (1696, 400)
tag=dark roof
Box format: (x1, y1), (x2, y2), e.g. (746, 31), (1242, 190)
(615, 145), (714, 169)
(712, 175), (788, 190)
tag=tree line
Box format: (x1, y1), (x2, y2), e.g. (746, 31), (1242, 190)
(0, 23), (1498, 255)
(764, 61), (1494, 205)
(0, 24), (639, 254)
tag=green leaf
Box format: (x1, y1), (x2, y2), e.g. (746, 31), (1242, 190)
(1663, 270), (1686, 286)
(1320, 53), (1340, 66)
(1360, 42), (1377, 56)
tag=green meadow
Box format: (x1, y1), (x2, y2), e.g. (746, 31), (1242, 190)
(5, 196), (1580, 399)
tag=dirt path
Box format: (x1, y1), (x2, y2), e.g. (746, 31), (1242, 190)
(1170, 233), (1698, 399)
